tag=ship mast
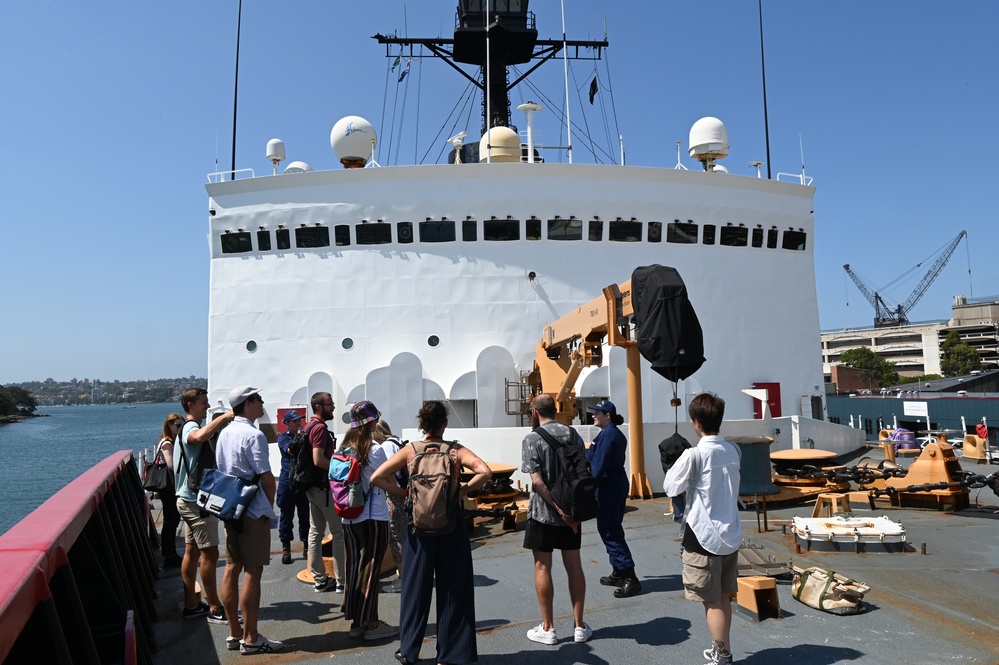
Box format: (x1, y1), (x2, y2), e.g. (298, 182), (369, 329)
(375, 1), (606, 156)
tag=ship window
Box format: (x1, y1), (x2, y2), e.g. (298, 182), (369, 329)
(609, 219), (642, 242)
(397, 222), (414, 244)
(256, 230), (271, 251)
(246, 340), (257, 354)
(588, 219), (603, 241)
(648, 221), (662, 243)
(341, 338), (353, 350)
(296, 225), (331, 248)
(428, 335), (440, 347)
(783, 229), (807, 251)
(666, 221), (698, 244)
(419, 219), (456, 242)
(526, 217), (541, 240)
(548, 218), (582, 241)
(276, 228), (291, 250)
(751, 227), (764, 248)
(356, 223), (391, 245)
(221, 231), (252, 254)
(767, 228), (779, 249)
(333, 225), (350, 246)
(462, 218), (477, 241)
(484, 218), (520, 241)
(702, 224), (716, 245)
(719, 225), (748, 247)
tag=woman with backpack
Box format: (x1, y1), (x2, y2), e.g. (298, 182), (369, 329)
(369, 400), (492, 665)
(154, 413), (184, 568)
(340, 400), (398, 642)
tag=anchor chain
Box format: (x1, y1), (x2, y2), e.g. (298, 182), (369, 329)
(780, 465), (999, 500)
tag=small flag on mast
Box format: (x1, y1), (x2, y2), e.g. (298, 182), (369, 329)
(391, 55), (401, 71)
(588, 75), (599, 104)
(398, 57), (411, 82)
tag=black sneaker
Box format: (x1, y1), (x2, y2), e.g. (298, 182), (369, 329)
(182, 601), (209, 620)
(207, 606), (228, 624)
(314, 577), (335, 592)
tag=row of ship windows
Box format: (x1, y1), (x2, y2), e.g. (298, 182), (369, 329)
(219, 218), (808, 254)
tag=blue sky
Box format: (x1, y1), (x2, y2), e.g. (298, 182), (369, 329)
(1, 1), (996, 383)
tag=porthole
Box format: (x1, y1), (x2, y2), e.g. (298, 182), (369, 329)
(428, 335), (440, 348)
(342, 338), (354, 350)
(342, 413), (351, 425)
(246, 340), (257, 353)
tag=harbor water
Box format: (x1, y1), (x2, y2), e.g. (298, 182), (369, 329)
(0, 403), (176, 535)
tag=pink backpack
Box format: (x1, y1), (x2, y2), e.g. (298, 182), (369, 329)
(328, 449), (365, 519)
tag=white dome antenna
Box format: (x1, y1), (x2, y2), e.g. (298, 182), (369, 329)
(266, 138), (286, 175)
(283, 161), (313, 174)
(689, 117), (729, 171)
(331, 116), (376, 169)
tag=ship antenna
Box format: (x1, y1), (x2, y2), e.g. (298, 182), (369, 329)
(674, 141), (688, 170)
(230, 0), (242, 180)
(561, 0), (573, 164)
(758, 0), (772, 179)
(485, 2), (492, 163)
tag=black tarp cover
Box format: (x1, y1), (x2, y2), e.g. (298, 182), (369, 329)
(631, 265), (705, 382)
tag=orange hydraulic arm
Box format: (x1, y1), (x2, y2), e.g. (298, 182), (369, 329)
(532, 279), (654, 499)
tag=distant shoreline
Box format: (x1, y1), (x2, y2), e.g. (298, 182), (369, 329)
(0, 413), (48, 427)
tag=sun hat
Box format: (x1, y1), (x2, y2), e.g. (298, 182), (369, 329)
(349, 400), (381, 429)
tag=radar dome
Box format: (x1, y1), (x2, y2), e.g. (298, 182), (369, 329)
(478, 126), (520, 163)
(283, 161), (313, 174)
(266, 138), (286, 163)
(331, 116), (376, 166)
(688, 117), (729, 163)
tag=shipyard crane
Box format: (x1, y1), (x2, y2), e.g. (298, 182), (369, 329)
(844, 230), (967, 328)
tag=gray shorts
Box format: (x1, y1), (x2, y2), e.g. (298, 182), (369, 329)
(177, 497), (220, 550)
(681, 548), (738, 603)
(224, 515), (272, 568)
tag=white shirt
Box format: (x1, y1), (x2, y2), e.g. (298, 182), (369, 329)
(663, 435), (742, 555)
(341, 443), (391, 524)
(215, 416), (277, 525)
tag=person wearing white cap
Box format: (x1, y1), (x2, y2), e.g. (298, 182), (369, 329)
(216, 385), (283, 655)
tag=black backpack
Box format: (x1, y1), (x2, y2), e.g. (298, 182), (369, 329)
(534, 426), (598, 522)
(288, 420), (330, 492)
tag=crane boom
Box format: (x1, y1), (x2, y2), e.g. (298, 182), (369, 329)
(900, 230), (967, 314)
(843, 230), (967, 328)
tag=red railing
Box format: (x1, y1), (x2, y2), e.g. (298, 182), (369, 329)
(0, 451), (157, 665)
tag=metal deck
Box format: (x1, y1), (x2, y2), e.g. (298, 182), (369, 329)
(149, 459), (999, 665)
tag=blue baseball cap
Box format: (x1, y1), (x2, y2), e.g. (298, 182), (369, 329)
(283, 409), (304, 424)
(588, 400), (617, 416)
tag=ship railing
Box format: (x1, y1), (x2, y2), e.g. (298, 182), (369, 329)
(776, 171), (814, 186)
(0, 451), (157, 665)
(207, 168), (256, 183)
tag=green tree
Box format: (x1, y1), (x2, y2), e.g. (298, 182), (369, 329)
(840, 347), (900, 389)
(8, 386), (37, 413)
(940, 331), (982, 377)
(0, 387), (14, 416)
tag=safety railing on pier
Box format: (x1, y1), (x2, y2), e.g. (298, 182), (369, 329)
(0, 451), (158, 665)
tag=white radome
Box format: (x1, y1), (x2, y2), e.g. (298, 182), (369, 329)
(331, 116), (376, 162)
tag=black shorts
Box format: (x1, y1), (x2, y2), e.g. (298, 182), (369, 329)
(523, 518), (581, 552)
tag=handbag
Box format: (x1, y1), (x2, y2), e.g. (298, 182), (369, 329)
(142, 440), (174, 493)
(790, 566), (869, 615)
(196, 468), (260, 523)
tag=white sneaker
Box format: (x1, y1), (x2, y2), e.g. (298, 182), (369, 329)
(573, 622), (592, 643)
(239, 635), (284, 655)
(527, 623), (557, 645)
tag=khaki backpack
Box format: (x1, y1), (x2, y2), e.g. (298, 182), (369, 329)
(405, 440), (460, 536)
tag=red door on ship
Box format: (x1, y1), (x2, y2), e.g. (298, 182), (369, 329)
(751, 382), (781, 418)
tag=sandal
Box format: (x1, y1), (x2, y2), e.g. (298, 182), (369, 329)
(394, 650), (417, 665)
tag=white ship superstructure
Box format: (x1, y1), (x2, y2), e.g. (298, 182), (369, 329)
(203, 1), (863, 485)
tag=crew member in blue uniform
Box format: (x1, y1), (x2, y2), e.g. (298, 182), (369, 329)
(587, 400), (642, 598)
(276, 410), (310, 564)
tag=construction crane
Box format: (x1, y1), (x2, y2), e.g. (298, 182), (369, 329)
(844, 230), (967, 328)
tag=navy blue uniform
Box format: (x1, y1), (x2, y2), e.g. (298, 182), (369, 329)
(276, 430), (310, 543)
(587, 424), (635, 571)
